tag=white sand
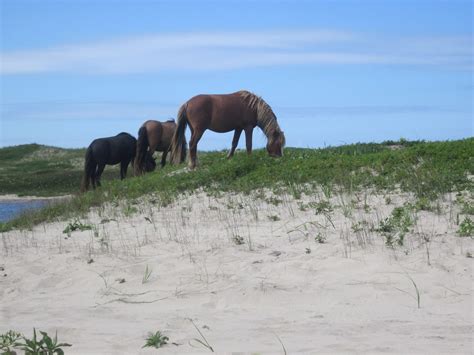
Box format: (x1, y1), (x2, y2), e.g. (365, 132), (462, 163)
(1, 189), (472, 354)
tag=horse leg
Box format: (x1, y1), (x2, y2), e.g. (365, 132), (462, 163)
(91, 163), (98, 189)
(96, 164), (105, 187)
(244, 127), (254, 155)
(120, 160), (128, 179)
(189, 129), (204, 170)
(148, 141), (158, 168)
(227, 129), (242, 159)
(161, 148), (169, 168)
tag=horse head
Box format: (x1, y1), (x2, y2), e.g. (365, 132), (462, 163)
(144, 153), (157, 172)
(266, 129), (285, 157)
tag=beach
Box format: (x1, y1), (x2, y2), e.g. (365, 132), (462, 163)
(1, 189), (472, 353)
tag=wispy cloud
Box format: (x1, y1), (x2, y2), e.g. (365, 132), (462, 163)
(1, 100), (464, 122)
(1, 30), (471, 74)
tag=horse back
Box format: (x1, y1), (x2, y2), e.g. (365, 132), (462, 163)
(159, 120), (177, 150)
(90, 133), (135, 165)
(111, 133), (136, 160)
(143, 120), (176, 151)
(186, 92), (257, 132)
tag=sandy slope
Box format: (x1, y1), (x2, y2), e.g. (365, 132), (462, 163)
(1, 190), (472, 354)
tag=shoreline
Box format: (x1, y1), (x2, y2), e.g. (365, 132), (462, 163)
(0, 194), (73, 203)
(0, 195), (73, 223)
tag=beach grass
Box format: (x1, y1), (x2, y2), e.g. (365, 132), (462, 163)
(0, 138), (472, 232)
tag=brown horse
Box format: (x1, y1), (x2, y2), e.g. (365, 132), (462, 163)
(170, 90), (285, 169)
(134, 119), (186, 175)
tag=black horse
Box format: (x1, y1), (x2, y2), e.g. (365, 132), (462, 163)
(81, 132), (155, 191)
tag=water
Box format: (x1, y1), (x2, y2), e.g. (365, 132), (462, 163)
(0, 200), (49, 223)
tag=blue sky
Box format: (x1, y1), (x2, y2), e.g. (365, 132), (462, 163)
(1, 0), (472, 149)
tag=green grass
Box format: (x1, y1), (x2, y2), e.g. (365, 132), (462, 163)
(376, 204), (415, 246)
(143, 331), (168, 349)
(0, 138), (473, 232)
(457, 217), (474, 237)
(1, 329), (71, 355)
(0, 143), (119, 196)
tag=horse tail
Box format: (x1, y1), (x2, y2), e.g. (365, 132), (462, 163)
(81, 146), (94, 192)
(134, 125), (148, 175)
(170, 103), (188, 164)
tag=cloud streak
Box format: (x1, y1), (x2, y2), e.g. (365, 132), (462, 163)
(1, 101), (465, 122)
(1, 30), (471, 74)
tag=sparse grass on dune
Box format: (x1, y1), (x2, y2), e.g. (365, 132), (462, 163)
(0, 138), (472, 232)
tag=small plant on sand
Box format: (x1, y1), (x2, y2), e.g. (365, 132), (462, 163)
(232, 235), (245, 245)
(321, 184), (332, 199)
(457, 217), (474, 237)
(377, 205), (415, 247)
(363, 203), (371, 213)
(94, 229), (110, 252)
(338, 196), (355, 218)
(406, 274), (421, 309)
(267, 214), (280, 221)
(315, 232), (326, 244)
(143, 331), (169, 349)
(461, 202), (474, 215)
(122, 203), (138, 217)
(311, 200), (333, 215)
(297, 202), (308, 211)
(14, 329), (71, 355)
(188, 318), (214, 352)
(351, 220), (369, 233)
(1, 330), (22, 355)
(142, 264), (153, 284)
(62, 219), (92, 237)
(456, 195), (474, 215)
(413, 197), (433, 211)
(265, 196), (283, 206)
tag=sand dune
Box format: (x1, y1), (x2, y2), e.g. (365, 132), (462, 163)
(1, 190), (472, 354)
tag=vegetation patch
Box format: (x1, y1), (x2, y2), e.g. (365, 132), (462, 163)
(143, 331), (169, 349)
(0, 138), (472, 232)
(62, 219), (93, 236)
(376, 205), (416, 247)
(0, 329), (71, 355)
(457, 217), (474, 237)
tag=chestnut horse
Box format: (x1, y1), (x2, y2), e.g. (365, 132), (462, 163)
(134, 119), (186, 175)
(170, 90), (285, 169)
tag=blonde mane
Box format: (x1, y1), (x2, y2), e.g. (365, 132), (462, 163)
(238, 90), (285, 146)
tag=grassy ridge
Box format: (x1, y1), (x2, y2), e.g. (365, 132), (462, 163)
(0, 144), (119, 196)
(0, 138), (472, 232)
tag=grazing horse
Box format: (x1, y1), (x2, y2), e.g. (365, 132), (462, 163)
(81, 132), (155, 192)
(170, 90), (285, 169)
(134, 119), (185, 175)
